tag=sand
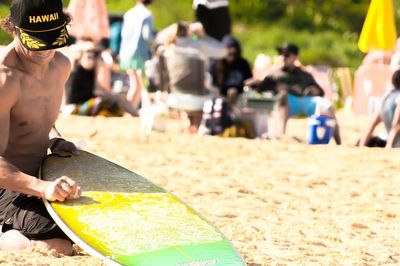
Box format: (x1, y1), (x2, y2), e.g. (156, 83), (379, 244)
(0, 112), (399, 265)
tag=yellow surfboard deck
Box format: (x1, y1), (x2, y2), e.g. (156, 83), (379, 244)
(40, 151), (245, 266)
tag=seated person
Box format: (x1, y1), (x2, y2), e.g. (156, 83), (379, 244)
(209, 35), (252, 98)
(360, 69), (400, 148)
(64, 41), (139, 117)
(248, 43), (341, 144)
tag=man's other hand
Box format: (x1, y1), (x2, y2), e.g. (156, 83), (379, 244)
(50, 138), (80, 155)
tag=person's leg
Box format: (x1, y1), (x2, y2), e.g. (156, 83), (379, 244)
(0, 230), (72, 255)
(126, 69), (143, 108)
(0, 229), (30, 250)
(91, 97), (104, 116)
(278, 93), (299, 136)
(227, 88), (238, 114)
(112, 93), (139, 117)
(329, 111), (342, 145)
(277, 103), (289, 136)
(0, 194), (73, 255)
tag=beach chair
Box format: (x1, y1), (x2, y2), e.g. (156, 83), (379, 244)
(335, 67), (354, 112)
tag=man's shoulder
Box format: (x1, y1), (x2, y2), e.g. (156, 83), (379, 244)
(268, 67), (286, 79)
(293, 66), (313, 77)
(0, 46), (22, 81)
(0, 63), (20, 100)
(53, 51), (72, 71)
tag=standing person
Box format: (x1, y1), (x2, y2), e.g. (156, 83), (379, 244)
(0, 0), (80, 255)
(360, 69), (400, 148)
(156, 22), (227, 132)
(193, 0), (231, 41)
(119, 0), (155, 104)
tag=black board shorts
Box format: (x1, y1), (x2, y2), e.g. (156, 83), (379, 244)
(0, 189), (71, 242)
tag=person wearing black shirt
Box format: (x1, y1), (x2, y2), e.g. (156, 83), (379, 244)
(65, 42), (139, 116)
(210, 35), (252, 99)
(193, 0), (231, 41)
(248, 43), (341, 144)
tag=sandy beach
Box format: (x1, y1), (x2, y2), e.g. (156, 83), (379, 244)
(0, 111), (399, 265)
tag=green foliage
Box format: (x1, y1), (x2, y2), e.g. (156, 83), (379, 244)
(234, 23), (362, 67)
(1, 0), (400, 68)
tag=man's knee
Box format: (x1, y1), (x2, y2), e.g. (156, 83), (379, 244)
(0, 230), (73, 255)
(0, 230), (31, 251)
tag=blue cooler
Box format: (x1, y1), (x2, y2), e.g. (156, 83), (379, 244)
(307, 115), (336, 145)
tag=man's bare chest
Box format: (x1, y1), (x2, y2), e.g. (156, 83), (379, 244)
(11, 76), (63, 130)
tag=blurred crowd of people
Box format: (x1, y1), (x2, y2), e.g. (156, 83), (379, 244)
(62, 0), (400, 148)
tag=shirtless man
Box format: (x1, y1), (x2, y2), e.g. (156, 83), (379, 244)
(0, 0), (80, 255)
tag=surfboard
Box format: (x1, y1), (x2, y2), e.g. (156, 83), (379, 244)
(40, 151), (245, 266)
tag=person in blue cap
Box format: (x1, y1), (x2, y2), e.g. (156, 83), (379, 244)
(0, 0), (80, 255)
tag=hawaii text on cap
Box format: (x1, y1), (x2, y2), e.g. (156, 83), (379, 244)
(10, 0), (70, 51)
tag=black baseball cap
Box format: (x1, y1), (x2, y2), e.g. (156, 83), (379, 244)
(277, 43), (299, 56)
(10, 0), (70, 51)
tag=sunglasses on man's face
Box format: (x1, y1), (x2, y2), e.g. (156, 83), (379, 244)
(84, 51), (100, 59)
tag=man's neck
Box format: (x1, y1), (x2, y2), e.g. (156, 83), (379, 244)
(283, 65), (296, 72)
(13, 42), (51, 79)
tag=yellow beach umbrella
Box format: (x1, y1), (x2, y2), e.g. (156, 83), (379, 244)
(358, 0), (397, 53)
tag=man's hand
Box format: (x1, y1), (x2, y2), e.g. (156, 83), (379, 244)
(43, 176), (81, 202)
(304, 85), (323, 97)
(287, 85), (303, 96)
(50, 138), (80, 155)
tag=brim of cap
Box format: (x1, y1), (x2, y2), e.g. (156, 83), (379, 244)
(16, 25), (71, 51)
(277, 47), (289, 55)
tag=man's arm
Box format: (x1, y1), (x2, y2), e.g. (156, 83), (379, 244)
(0, 70), (75, 200)
(386, 96), (400, 148)
(360, 110), (382, 146)
(0, 73), (44, 196)
(303, 72), (325, 97)
(2, 127), (77, 200)
(142, 16), (156, 44)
